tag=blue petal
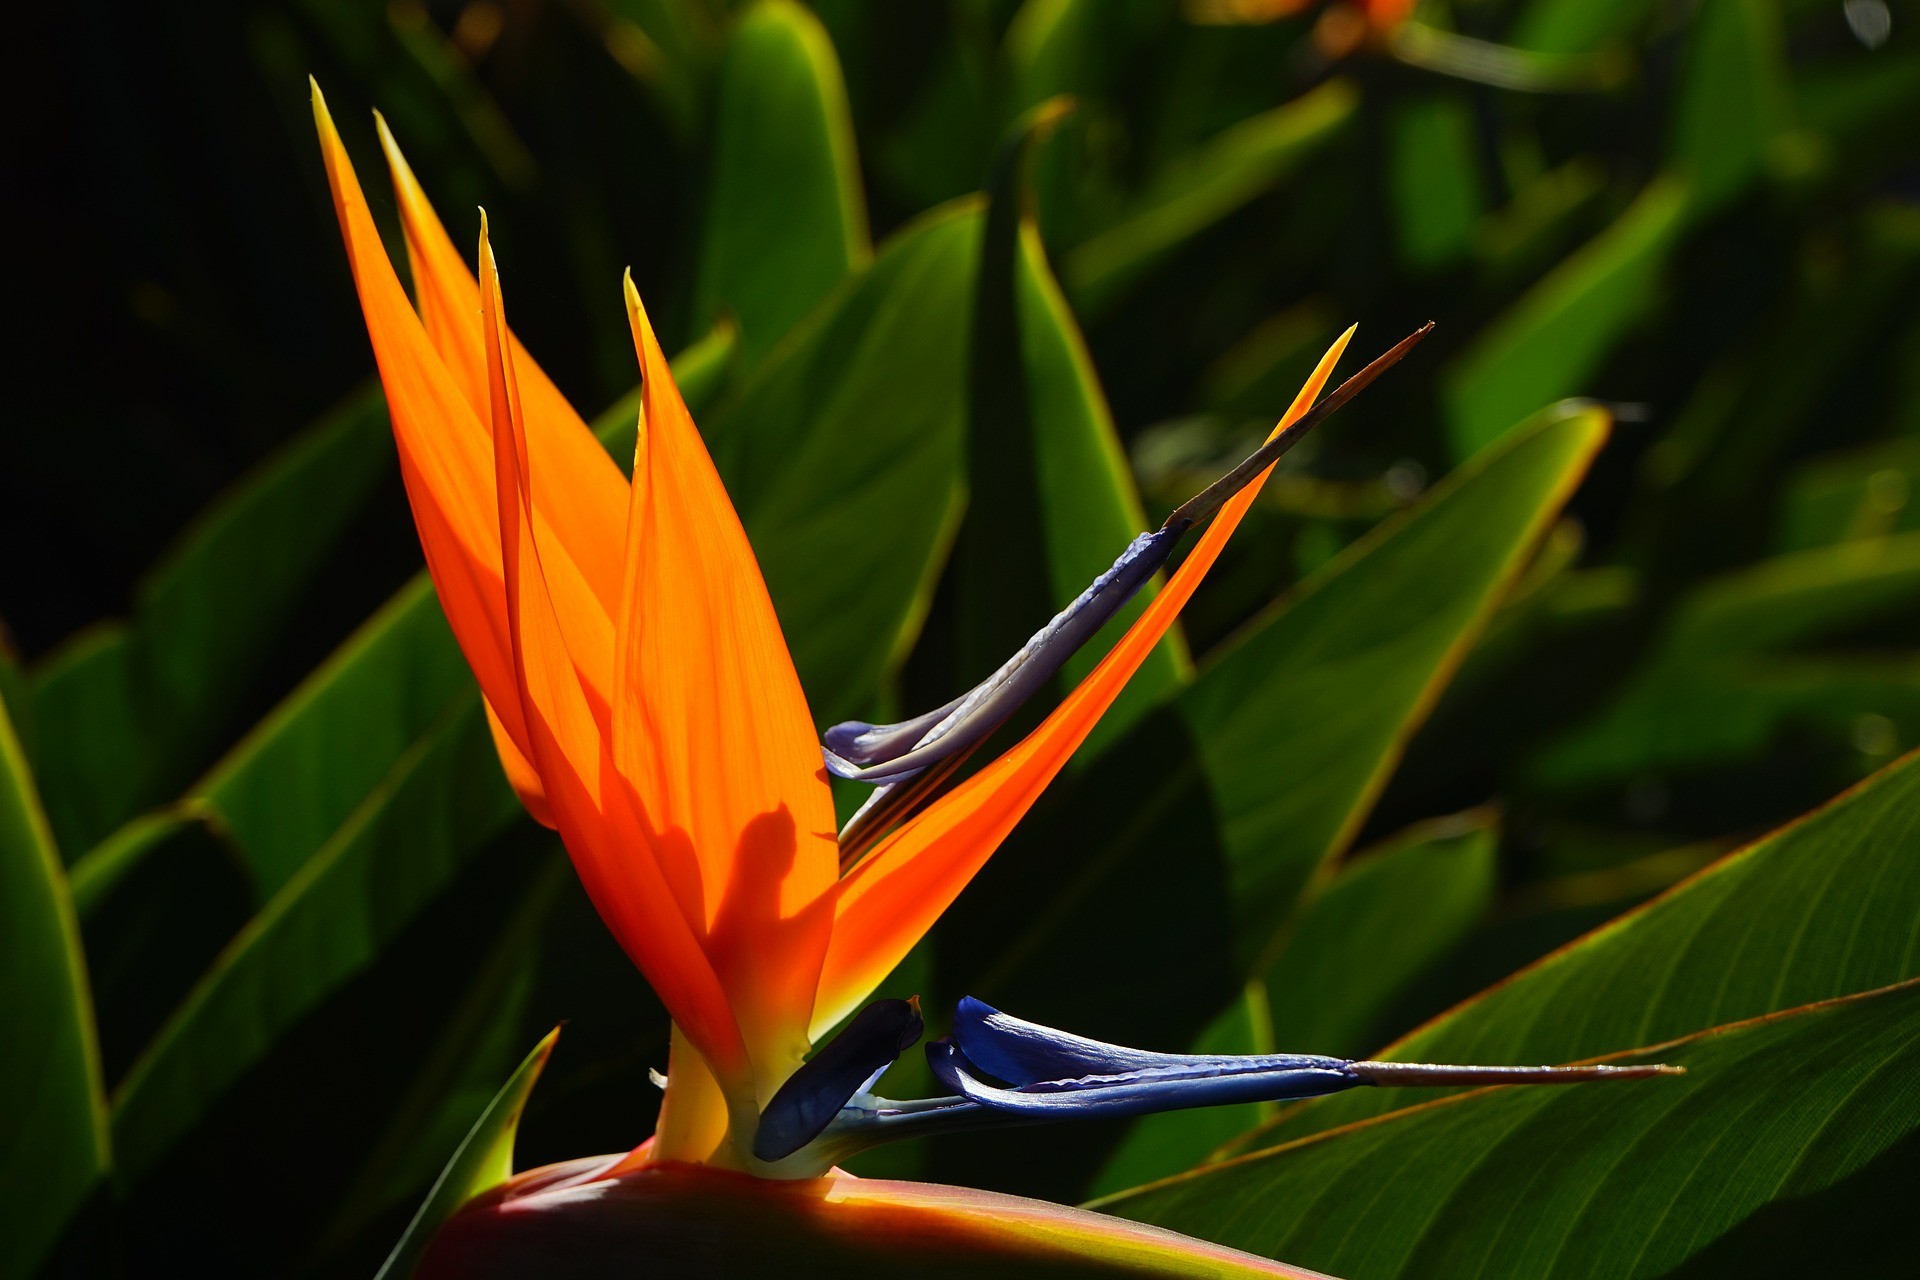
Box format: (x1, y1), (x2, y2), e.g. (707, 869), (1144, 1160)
(822, 529), (1180, 787)
(925, 1040), (1360, 1122)
(753, 999), (923, 1163)
(950, 996), (1350, 1088)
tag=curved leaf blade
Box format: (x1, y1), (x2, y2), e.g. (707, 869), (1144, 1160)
(1186, 402), (1610, 961)
(693, 0), (869, 367)
(1230, 747), (1920, 1152)
(708, 199), (984, 722)
(1089, 814), (1499, 1198)
(109, 699), (519, 1183)
(1099, 981), (1920, 1280)
(376, 1027), (560, 1280)
(0, 698), (109, 1280)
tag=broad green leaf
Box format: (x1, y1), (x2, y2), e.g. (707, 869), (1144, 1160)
(67, 807), (250, 1082)
(195, 578), (468, 899)
(1187, 403), (1610, 959)
(1669, 0), (1790, 214)
(692, 0), (869, 367)
(26, 388), (393, 858)
(1387, 94), (1483, 272)
(1443, 179), (1687, 459)
(28, 624), (142, 861)
(131, 386), (392, 770)
(374, 1027), (560, 1280)
(1099, 980), (1920, 1280)
(954, 104), (1186, 755)
(110, 698), (519, 1183)
(1230, 747), (1920, 1151)
(0, 697), (108, 1280)
(707, 200), (983, 722)
(1064, 80), (1358, 318)
(1257, 814), (1499, 1059)
(1089, 814), (1498, 1198)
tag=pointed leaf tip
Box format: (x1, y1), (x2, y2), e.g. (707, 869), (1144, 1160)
(377, 1027), (561, 1280)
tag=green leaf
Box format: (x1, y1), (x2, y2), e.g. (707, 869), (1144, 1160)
(1186, 402), (1609, 960)
(706, 199), (984, 722)
(27, 624), (142, 862)
(1443, 179), (1688, 459)
(693, 0), (869, 367)
(0, 696), (109, 1279)
(25, 388), (393, 858)
(1064, 80), (1358, 318)
(67, 807), (251, 1083)
(375, 1026), (560, 1280)
(1509, 0), (1659, 55)
(1669, 0), (1790, 214)
(1089, 813), (1498, 1198)
(132, 387), (393, 768)
(1533, 533), (1920, 786)
(1386, 94), (1484, 272)
(1257, 813), (1500, 1059)
(1228, 747), (1920, 1152)
(954, 103), (1186, 753)
(1098, 980), (1920, 1280)
(109, 698), (519, 1183)
(194, 578), (469, 899)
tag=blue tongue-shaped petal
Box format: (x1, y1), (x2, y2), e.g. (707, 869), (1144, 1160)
(753, 999), (923, 1163)
(927, 997), (1678, 1125)
(948, 996), (1355, 1089)
(925, 1039), (1360, 1122)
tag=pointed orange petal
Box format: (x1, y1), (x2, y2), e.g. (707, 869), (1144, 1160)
(613, 277), (838, 1095)
(813, 328), (1357, 1033)
(479, 224), (748, 1088)
(484, 698), (553, 828)
(378, 115), (629, 687)
(313, 83), (530, 757)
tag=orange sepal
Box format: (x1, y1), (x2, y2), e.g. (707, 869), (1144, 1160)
(376, 115), (630, 637)
(477, 219), (749, 1092)
(485, 697), (554, 828)
(613, 277), (839, 1097)
(813, 328), (1356, 1033)
(312, 83), (529, 758)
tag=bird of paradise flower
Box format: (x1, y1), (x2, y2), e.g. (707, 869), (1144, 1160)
(312, 82), (1672, 1278)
